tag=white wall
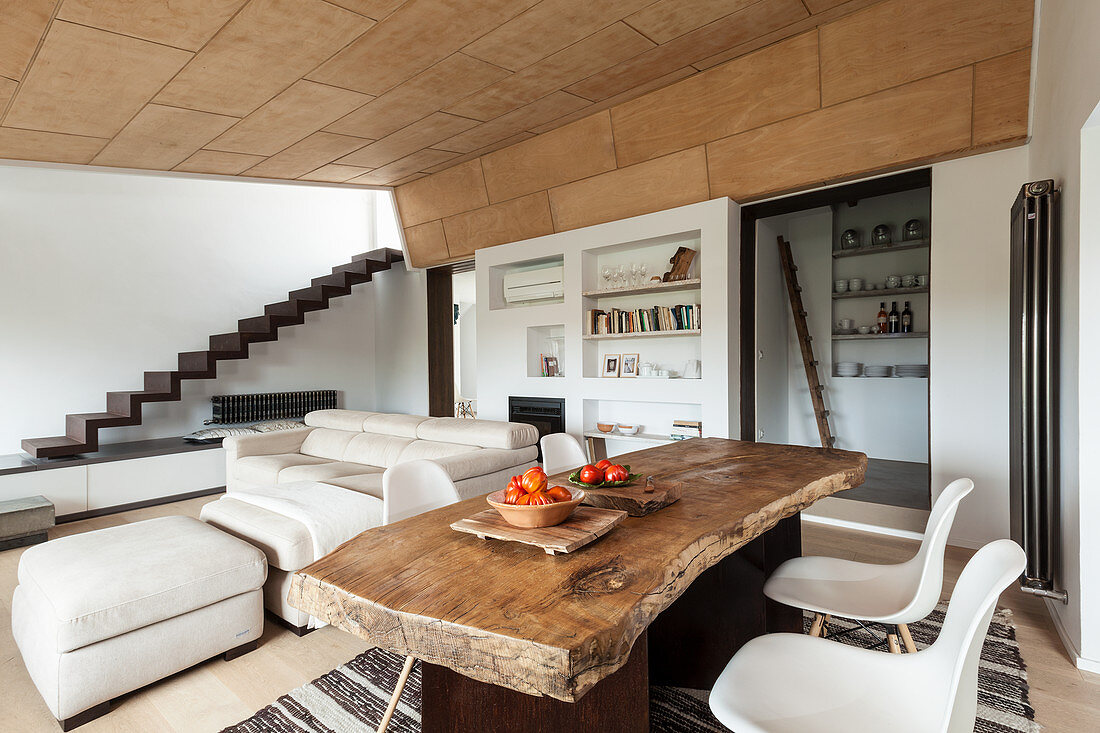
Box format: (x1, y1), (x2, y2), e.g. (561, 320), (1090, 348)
(371, 264), (429, 416)
(928, 147), (1030, 547)
(1027, 0), (1100, 669)
(0, 162), (417, 454)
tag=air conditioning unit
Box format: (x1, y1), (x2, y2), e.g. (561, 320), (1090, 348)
(503, 266), (564, 304)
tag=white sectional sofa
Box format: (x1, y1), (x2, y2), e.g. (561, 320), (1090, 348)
(206, 409), (539, 631)
(224, 409), (539, 498)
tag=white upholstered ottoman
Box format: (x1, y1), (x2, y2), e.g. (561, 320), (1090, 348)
(11, 516), (266, 730)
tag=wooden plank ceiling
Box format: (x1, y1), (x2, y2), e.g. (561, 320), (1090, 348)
(395, 0), (1035, 267)
(0, 0), (889, 184)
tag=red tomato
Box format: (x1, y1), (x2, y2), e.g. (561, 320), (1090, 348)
(578, 465), (602, 484)
(507, 475), (526, 494)
(522, 466), (547, 493)
(515, 492), (532, 505)
(595, 459), (613, 471)
(546, 485), (572, 502)
(525, 490), (554, 506)
(604, 465), (629, 482)
(504, 486), (525, 505)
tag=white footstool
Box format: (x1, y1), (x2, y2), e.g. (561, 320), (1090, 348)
(11, 516), (266, 730)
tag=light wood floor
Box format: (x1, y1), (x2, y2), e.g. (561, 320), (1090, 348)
(1, 496), (1097, 732)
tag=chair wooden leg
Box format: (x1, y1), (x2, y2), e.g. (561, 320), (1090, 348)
(898, 623), (918, 653)
(886, 627), (902, 654)
(808, 613), (826, 637)
(820, 614), (831, 637)
(377, 655), (415, 733)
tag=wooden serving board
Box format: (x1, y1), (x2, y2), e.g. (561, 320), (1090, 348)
(576, 478), (681, 516)
(451, 506), (627, 555)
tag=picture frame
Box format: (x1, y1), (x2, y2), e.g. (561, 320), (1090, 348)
(620, 353), (639, 378)
(601, 354), (620, 378)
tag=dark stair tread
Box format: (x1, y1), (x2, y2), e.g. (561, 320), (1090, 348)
(67, 411), (131, 421)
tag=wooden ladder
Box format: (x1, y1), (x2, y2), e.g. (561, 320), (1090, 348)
(777, 236), (835, 450)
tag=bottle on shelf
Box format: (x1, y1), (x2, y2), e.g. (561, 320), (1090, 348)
(901, 301), (913, 333)
(877, 302), (887, 333)
(888, 301), (900, 334)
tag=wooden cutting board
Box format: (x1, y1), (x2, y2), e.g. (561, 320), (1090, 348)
(577, 476), (682, 516)
(450, 506), (627, 555)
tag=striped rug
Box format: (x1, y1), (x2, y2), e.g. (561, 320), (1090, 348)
(225, 602), (1038, 732)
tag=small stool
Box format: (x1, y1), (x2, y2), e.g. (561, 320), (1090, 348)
(12, 516), (266, 729)
(0, 495), (54, 550)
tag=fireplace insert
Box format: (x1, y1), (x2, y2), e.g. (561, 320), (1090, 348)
(508, 396), (564, 461)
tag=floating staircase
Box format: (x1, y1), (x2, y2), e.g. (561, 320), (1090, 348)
(22, 248), (404, 459)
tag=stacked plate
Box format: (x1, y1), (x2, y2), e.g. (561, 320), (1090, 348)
(864, 365), (891, 378)
(895, 364), (929, 378)
(836, 361), (862, 377)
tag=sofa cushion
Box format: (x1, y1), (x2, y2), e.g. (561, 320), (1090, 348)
(201, 497), (314, 571)
(429, 446), (540, 482)
(17, 516), (266, 654)
(362, 413), (432, 438)
(300, 428), (357, 460)
(278, 461), (381, 483)
(235, 453), (330, 486)
(323, 472), (384, 500)
(304, 409), (378, 431)
(397, 440), (481, 464)
(415, 417), (539, 450)
(343, 433), (413, 468)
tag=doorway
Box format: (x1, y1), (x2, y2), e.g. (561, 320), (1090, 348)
(744, 170), (932, 511)
(453, 270), (477, 417)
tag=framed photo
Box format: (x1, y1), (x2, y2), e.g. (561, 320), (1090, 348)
(620, 353), (639, 378)
(602, 354), (620, 378)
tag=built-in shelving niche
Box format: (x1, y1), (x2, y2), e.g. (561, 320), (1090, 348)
(527, 324), (565, 378)
(582, 398), (702, 457)
(487, 254), (565, 311)
(580, 231), (703, 379)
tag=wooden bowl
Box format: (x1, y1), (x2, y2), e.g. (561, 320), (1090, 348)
(596, 422), (617, 433)
(486, 488), (585, 529)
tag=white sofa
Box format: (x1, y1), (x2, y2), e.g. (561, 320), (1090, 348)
(207, 409), (538, 632)
(224, 409), (539, 499)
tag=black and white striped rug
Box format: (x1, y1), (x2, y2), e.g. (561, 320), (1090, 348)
(224, 603), (1039, 732)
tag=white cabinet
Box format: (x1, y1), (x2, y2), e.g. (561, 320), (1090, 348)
(0, 467), (88, 516)
(86, 450), (225, 510)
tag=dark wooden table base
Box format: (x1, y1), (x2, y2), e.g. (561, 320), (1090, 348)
(423, 630), (650, 733)
(420, 513), (802, 732)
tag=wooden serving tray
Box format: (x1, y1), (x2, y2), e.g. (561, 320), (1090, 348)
(578, 476), (682, 516)
(451, 506), (627, 555)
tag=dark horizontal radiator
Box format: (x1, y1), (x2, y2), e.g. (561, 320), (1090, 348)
(205, 390), (337, 425)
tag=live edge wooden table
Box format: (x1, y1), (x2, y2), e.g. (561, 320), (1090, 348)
(289, 438), (866, 732)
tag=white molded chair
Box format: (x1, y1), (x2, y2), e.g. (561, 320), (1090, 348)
(710, 539), (1026, 733)
(381, 459), (461, 525)
(540, 432), (589, 476)
(764, 478), (974, 652)
(378, 459), (461, 732)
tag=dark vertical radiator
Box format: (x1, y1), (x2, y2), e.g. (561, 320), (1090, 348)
(1009, 180), (1067, 603)
(205, 390), (337, 425)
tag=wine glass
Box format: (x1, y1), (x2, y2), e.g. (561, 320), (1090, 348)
(616, 264), (627, 289)
(631, 263), (641, 287)
(601, 266), (612, 290)
(639, 262), (648, 284)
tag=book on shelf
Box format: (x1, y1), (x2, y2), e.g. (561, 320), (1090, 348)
(587, 304), (700, 335)
(670, 419), (702, 440)
(539, 354), (560, 377)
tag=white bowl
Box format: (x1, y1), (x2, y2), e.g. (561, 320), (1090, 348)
(617, 424), (641, 435)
